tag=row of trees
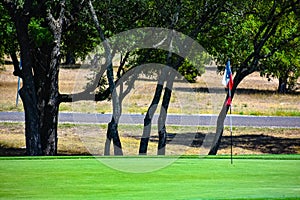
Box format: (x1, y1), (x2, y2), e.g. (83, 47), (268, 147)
(1, 0), (299, 155)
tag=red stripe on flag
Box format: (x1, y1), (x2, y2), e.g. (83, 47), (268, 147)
(228, 74), (233, 90)
(226, 96), (232, 106)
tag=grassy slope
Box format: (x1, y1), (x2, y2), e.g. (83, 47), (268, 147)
(0, 156), (299, 200)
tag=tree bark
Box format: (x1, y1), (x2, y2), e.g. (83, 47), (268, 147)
(157, 86), (172, 155)
(10, 52), (22, 77)
(19, 86), (42, 155)
(139, 84), (164, 155)
(278, 76), (287, 94)
(208, 68), (252, 155)
(88, 0), (123, 155)
(157, 70), (176, 155)
(208, 100), (229, 155)
(11, 5), (42, 155)
(7, 0), (65, 156)
(64, 51), (76, 65)
(40, 1), (64, 155)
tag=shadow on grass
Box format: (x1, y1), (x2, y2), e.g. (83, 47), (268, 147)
(0, 146), (91, 156)
(1, 132), (299, 156)
(174, 86), (300, 95)
(148, 132), (300, 154)
(221, 134), (300, 154)
(0, 146), (26, 156)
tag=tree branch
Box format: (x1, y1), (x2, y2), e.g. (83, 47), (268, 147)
(59, 87), (111, 103)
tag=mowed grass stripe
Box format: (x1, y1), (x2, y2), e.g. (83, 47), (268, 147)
(0, 156), (299, 199)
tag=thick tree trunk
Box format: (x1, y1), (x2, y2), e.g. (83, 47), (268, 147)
(13, 11), (42, 155)
(39, 104), (59, 155)
(19, 86), (42, 155)
(32, 1), (65, 156)
(37, 47), (60, 155)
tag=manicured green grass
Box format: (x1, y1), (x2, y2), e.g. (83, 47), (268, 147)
(0, 155), (299, 199)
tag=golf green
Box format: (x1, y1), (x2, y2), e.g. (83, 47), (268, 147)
(0, 155), (299, 199)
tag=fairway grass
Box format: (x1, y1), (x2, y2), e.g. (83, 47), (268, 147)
(0, 155), (299, 199)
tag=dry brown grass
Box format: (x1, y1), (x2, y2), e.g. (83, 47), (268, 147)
(1, 64), (299, 115)
(1, 122), (299, 156)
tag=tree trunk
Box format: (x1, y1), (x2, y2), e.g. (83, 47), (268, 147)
(105, 118), (123, 155)
(139, 84), (164, 155)
(105, 62), (123, 155)
(13, 11), (42, 156)
(88, 0), (123, 155)
(157, 88), (171, 155)
(19, 86), (42, 155)
(139, 63), (173, 155)
(33, 1), (65, 155)
(10, 52), (22, 77)
(157, 71), (175, 155)
(37, 45), (60, 155)
(64, 51), (76, 65)
(208, 69), (251, 155)
(39, 103), (59, 155)
(208, 101), (228, 155)
(6, 0), (67, 156)
(278, 77), (287, 94)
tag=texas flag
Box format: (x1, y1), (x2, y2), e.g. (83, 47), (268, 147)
(222, 60), (233, 90)
(222, 60), (233, 106)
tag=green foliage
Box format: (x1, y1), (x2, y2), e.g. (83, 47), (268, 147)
(201, 0), (299, 92)
(259, 6), (300, 92)
(0, 3), (18, 63)
(126, 49), (206, 83)
(28, 18), (53, 47)
(178, 61), (199, 83)
(61, 1), (101, 63)
(178, 53), (210, 82)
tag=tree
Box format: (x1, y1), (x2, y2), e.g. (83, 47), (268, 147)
(135, 0), (227, 155)
(2, 0), (71, 155)
(202, 0), (300, 154)
(78, 0), (222, 155)
(260, 8), (300, 93)
(65, 0), (225, 155)
(2, 0), (127, 155)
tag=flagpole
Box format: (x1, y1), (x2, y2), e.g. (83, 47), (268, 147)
(223, 59), (233, 164)
(229, 102), (233, 164)
(16, 59), (22, 107)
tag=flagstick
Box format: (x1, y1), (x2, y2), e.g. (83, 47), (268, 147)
(16, 60), (22, 107)
(16, 77), (20, 106)
(228, 88), (233, 164)
(223, 59), (233, 164)
(229, 104), (233, 164)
